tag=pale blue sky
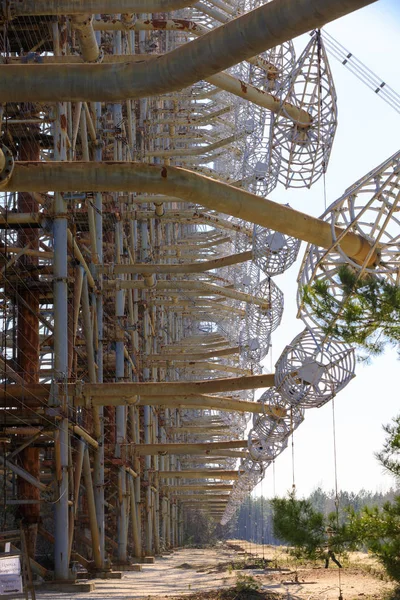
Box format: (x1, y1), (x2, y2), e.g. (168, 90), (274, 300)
(255, 0), (400, 499)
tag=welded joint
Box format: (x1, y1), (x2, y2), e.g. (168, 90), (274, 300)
(144, 274), (156, 288)
(121, 13), (137, 29)
(125, 395), (139, 406)
(154, 202), (164, 217)
(51, 211), (69, 219)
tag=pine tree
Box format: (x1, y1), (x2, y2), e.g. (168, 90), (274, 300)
(302, 265), (400, 358)
(271, 492), (345, 560)
(376, 414), (400, 482)
(346, 499), (400, 582)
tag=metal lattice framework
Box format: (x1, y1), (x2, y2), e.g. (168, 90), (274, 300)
(253, 225), (302, 276)
(240, 277), (284, 361)
(269, 31), (338, 189)
(275, 328), (356, 408)
(0, 0), (384, 580)
(297, 149), (400, 332)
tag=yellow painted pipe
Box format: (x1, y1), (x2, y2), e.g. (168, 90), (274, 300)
(8, 0), (198, 16)
(100, 250), (252, 274)
(3, 162), (375, 264)
(159, 470), (239, 480)
(0, 0), (376, 102)
(80, 373), (275, 397)
(134, 440), (248, 455)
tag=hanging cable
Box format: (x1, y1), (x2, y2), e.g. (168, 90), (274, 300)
(260, 477), (265, 563)
(291, 408), (296, 495)
(332, 396), (343, 600)
(321, 29), (400, 115)
(272, 459), (276, 497)
(317, 29), (328, 213)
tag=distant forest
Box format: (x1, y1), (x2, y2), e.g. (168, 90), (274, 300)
(227, 487), (400, 545)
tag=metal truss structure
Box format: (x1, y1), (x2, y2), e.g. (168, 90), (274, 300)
(0, 0), (387, 588)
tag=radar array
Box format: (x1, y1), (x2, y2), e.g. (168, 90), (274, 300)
(0, 0), (395, 585)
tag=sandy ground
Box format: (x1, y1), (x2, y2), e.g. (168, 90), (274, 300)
(227, 540), (395, 600)
(34, 541), (395, 600)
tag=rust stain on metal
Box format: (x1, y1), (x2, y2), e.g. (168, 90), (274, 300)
(151, 20), (167, 30)
(240, 80), (247, 94)
(60, 114), (67, 131)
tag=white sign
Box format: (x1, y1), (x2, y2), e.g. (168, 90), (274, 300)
(0, 555), (23, 596)
(0, 573), (23, 595)
(0, 555), (21, 575)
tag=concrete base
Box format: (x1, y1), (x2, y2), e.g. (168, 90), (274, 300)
(113, 564), (143, 572)
(143, 556), (155, 564)
(95, 571), (123, 579)
(39, 581), (96, 593)
(77, 571), (123, 580)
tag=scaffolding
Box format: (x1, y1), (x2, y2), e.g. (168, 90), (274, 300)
(0, 0), (385, 587)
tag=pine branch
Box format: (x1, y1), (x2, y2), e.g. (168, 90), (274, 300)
(302, 265), (400, 359)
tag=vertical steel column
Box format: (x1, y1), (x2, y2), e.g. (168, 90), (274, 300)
(160, 425), (167, 549)
(141, 216), (153, 555)
(143, 398), (153, 555)
(153, 411), (160, 555)
(115, 220), (128, 562)
(81, 272), (104, 567)
(53, 117), (70, 581)
(51, 19), (70, 580)
(129, 403), (142, 557)
(129, 475), (142, 557)
(174, 417), (181, 548)
(128, 217), (142, 558)
(93, 91), (106, 566)
(110, 20), (129, 562)
(163, 220), (173, 550)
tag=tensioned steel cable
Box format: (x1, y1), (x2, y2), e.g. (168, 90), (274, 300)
(321, 29), (400, 115)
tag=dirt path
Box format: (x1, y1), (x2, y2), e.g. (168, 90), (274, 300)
(35, 543), (395, 600)
(35, 547), (239, 600)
